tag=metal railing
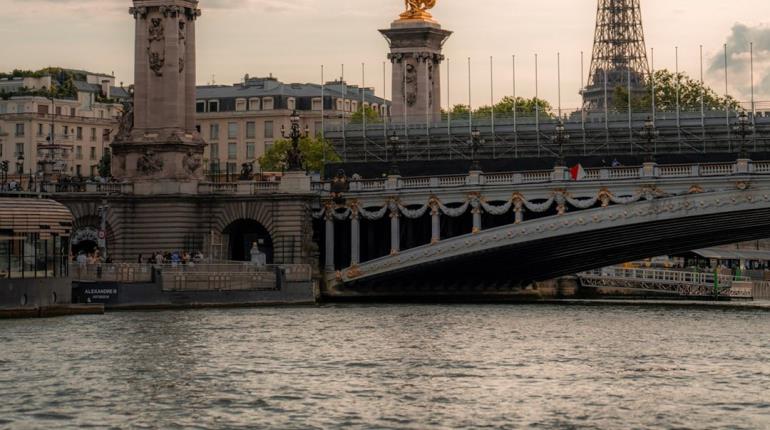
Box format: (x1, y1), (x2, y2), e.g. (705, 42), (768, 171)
(317, 160), (767, 194)
(579, 266), (753, 298)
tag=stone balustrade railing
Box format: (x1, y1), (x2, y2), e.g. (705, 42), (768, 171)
(313, 160), (765, 194)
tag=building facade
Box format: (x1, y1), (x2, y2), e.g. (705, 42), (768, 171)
(0, 71), (129, 180)
(195, 76), (390, 176)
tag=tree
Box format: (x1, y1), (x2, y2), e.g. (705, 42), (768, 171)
(611, 69), (740, 112)
(97, 150), (111, 178)
(258, 136), (340, 173)
(350, 106), (382, 124)
(476, 96), (554, 118)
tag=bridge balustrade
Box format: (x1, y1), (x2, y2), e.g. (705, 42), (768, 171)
(316, 159), (770, 275)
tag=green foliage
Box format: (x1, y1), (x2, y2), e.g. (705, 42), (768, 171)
(350, 106), (382, 124)
(97, 150), (111, 178)
(0, 67), (78, 99)
(258, 136), (340, 173)
(444, 97), (554, 119)
(611, 69), (740, 112)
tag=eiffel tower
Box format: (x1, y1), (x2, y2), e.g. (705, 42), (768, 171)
(583, 0), (650, 110)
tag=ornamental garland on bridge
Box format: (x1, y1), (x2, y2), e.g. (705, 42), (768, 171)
(313, 186), (674, 222)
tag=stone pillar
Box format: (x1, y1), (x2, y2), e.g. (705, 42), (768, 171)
(430, 201), (440, 244)
(114, 1), (206, 194)
(325, 211), (335, 272)
(381, 20), (451, 124)
(350, 208), (360, 266)
(472, 206), (482, 234)
(390, 206), (401, 255)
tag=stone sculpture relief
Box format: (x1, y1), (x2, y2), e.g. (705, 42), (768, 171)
(405, 62), (418, 107)
(182, 150), (202, 175)
(178, 20), (186, 73)
(147, 18), (165, 76)
(137, 150), (164, 175)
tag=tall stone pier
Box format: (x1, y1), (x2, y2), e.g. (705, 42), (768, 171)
(112, 0), (205, 195)
(380, 7), (451, 125)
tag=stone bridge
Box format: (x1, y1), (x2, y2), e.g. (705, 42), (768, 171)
(315, 159), (770, 296)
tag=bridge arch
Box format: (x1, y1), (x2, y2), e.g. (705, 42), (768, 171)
(222, 219), (274, 263)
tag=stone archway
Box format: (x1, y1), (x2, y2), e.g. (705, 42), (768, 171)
(223, 219), (274, 263)
(71, 226), (99, 255)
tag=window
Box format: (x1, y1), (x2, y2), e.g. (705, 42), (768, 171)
(246, 122), (256, 139)
(76, 127), (83, 140)
(103, 129), (111, 142)
(209, 142), (219, 160)
(15, 143), (24, 157)
(55, 106), (62, 116)
(235, 99), (247, 112)
(228, 142), (237, 160)
(344, 100), (351, 112)
(312, 98), (322, 111)
(208, 100), (219, 113)
(264, 121), (274, 139)
(287, 97), (296, 110)
(249, 98), (260, 111)
(314, 121), (322, 136)
(209, 123), (219, 140)
(62, 126), (69, 136)
(90, 165), (97, 177)
(0, 143), (3, 157)
(246, 142), (255, 159)
(228, 122), (238, 139)
(15, 124), (24, 137)
(264, 142), (273, 154)
(89, 147), (96, 160)
(351, 101), (358, 112)
(76, 165), (82, 176)
(37, 123), (44, 136)
(75, 146), (83, 160)
(71, 107), (76, 117)
(90, 128), (97, 141)
(196, 101), (206, 113)
(262, 97), (274, 110)
(336, 99), (344, 111)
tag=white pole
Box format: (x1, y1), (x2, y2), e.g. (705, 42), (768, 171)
(513, 54), (517, 157)
(628, 66), (632, 152)
(447, 57), (451, 139)
(383, 61), (387, 139)
(674, 47), (680, 152)
(362, 62), (367, 161)
(604, 68), (609, 149)
(700, 44), (705, 151)
(751, 42), (755, 118)
(557, 52), (562, 119)
(321, 65), (325, 168)
(468, 57), (472, 135)
(403, 59), (408, 159)
(651, 47), (656, 124)
(581, 50), (586, 155)
(342, 64), (347, 160)
(535, 53), (540, 154)
(490, 55), (495, 158)
(725, 43), (731, 151)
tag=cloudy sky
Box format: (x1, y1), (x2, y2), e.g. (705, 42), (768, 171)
(2, 0), (770, 109)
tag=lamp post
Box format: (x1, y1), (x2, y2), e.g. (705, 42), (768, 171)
(732, 111), (753, 159)
(468, 128), (484, 171)
(281, 110), (308, 171)
(388, 131), (400, 176)
(0, 160), (8, 190)
(551, 120), (570, 167)
(16, 155), (24, 190)
(639, 116), (659, 163)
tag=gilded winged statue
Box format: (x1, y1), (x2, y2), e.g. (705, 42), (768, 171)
(400, 0), (437, 20)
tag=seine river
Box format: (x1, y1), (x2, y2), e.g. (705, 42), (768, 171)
(1, 304), (769, 429)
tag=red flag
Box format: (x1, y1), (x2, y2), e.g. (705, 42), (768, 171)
(570, 164), (585, 181)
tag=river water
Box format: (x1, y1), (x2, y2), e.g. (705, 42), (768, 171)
(1, 304), (769, 429)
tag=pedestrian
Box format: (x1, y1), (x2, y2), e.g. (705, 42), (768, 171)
(137, 253), (143, 264)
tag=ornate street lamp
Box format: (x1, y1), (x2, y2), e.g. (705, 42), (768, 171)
(281, 109), (309, 171)
(0, 160), (8, 190)
(388, 131), (400, 176)
(16, 155), (24, 178)
(468, 128), (484, 171)
(732, 111), (754, 159)
(639, 116), (659, 163)
(551, 120), (570, 167)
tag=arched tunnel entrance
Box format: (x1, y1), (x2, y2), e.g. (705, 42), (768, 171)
(224, 219), (274, 263)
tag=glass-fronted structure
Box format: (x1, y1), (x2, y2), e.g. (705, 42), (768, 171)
(0, 198), (72, 281)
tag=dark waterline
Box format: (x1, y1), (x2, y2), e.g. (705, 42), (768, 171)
(1, 304), (769, 429)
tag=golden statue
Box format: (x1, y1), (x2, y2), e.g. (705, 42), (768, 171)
(399, 0), (437, 21)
